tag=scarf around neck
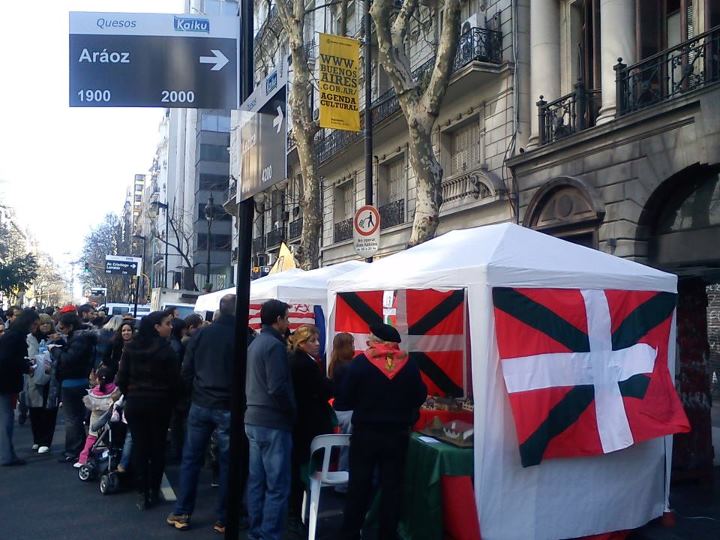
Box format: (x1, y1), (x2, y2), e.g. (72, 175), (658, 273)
(365, 342), (408, 380)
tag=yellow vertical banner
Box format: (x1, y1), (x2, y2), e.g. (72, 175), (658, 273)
(318, 33), (361, 132)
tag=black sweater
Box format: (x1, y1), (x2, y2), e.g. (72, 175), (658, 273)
(116, 338), (182, 404)
(341, 353), (427, 431)
(0, 330), (31, 394)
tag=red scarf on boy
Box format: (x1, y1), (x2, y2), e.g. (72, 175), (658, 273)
(365, 342), (408, 380)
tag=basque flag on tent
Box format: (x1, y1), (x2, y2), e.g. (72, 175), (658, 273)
(335, 289), (466, 397)
(492, 288), (690, 467)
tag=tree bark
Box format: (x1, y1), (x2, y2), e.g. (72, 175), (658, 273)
(371, 0), (461, 246)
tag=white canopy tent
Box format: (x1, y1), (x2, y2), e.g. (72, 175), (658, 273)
(327, 223), (677, 540)
(194, 261), (367, 315)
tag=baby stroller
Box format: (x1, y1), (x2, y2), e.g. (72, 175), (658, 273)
(77, 399), (127, 495)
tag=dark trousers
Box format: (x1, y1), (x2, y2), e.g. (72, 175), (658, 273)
(29, 407), (58, 447)
(61, 386), (87, 458)
(341, 428), (410, 540)
(124, 397), (172, 497)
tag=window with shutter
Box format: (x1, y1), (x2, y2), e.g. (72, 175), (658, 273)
(450, 122), (481, 175)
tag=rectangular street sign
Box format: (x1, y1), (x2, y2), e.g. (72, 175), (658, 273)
(69, 12), (239, 109)
(237, 68), (287, 201)
(105, 255), (142, 276)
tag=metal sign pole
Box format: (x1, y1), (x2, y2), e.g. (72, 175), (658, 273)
(226, 0), (253, 537)
(363, 0), (374, 264)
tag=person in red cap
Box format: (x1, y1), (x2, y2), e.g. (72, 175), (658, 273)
(339, 323), (427, 540)
(58, 305), (77, 315)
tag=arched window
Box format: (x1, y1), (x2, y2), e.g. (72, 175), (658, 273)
(524, 177), (605, 248)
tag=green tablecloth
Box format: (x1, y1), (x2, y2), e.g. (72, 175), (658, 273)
(399, 433), (474, 540)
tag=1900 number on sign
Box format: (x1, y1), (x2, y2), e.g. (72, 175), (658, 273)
(77, 89), (111, 102)
(161, 90), (195, 104)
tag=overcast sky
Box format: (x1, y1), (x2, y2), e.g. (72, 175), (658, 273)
(0, 0), (184, 278)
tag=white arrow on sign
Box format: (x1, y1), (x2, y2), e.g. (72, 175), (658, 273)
(199, 49), (229, 71)
(273, 106), (284, 134)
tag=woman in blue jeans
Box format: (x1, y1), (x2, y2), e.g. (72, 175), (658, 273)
(0, 309), (40, 466)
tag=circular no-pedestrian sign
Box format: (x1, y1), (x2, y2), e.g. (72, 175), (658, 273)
(354, 205), (381, 237)
(353, 205), (381, 257)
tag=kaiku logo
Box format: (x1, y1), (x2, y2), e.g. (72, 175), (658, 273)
(174, 16), (210, 33)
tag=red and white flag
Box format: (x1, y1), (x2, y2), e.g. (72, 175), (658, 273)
(493, 287), (690, 467)
(248, 303), (315, 331)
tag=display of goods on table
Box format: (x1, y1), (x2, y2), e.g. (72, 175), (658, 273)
(420, 416), (474, 448)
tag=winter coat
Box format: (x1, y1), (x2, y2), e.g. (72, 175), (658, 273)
(25, 333), (59, 408)
(289, 350), (333, 462)
(83, 383), (117, 436)
(115, 338), (182, 407)
(245, 325), (297, 431)
(0, 330), (32, 394)
(52, 329), (97, 383)
(182, 314), (235, 410)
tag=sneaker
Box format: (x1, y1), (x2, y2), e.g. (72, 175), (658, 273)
(32, 444), (39, 450)
(58, 455), (77, 464)
(38, 446), (49, 454)
(73, 461), (82, 469)
(117, 464), (126, 473)
(212, 521), (225, 534)
(166, 513), (190, 530)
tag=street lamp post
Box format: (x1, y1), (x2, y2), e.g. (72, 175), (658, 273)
(150, 201), (170, 288)
(132, 234), (146, 318)
(204, 195), (218, 290)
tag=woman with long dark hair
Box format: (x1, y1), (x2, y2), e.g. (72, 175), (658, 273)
(107, 321), (134, 375)
(0, 309), (40, 466)
(116, 311), (182, 510)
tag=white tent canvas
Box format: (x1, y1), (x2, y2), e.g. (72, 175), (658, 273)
(195, 261), (367, 314)
(327, 223), (677, 540)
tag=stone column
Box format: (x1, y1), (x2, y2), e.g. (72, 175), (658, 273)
(596, 0), (636, 124)
(529, 0), (561, 147)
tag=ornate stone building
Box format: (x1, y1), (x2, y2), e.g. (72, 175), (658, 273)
(509, 0), (720, 475)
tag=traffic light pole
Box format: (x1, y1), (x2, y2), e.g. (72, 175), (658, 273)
(226, 0), (254, 537)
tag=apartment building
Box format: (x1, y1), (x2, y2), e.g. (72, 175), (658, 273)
(508, 0), (720, 478)
(228, 0), (521, 270)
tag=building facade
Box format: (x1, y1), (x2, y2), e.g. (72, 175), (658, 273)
(508, 0), (720, 476)
(228, 0), (521, 271)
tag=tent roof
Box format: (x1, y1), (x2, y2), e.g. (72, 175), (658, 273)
(328, 223), (676, 293)
(194, 261), (368, 313)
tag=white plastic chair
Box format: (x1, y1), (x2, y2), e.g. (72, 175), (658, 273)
(301, 433), (351, 540)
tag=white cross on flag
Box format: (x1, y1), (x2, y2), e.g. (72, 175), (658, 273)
(492, 287), (689, 467)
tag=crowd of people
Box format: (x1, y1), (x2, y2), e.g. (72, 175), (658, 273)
(0, 298), (428, 540)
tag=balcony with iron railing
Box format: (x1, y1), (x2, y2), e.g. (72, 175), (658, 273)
(315, 26), (503, 165)
(617, 25), (720, 116)
(333, 218), (353, 243)
(266, 226), (286, 249)
(289, 217), (303, 240)
(537, 82), (602, 146)
(222, 177), (238, 214)
(379, 199), (405, 229)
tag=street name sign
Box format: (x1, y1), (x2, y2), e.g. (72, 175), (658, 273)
(105, 255), (142, 276)
(237, 68), (288, 201)
(353, 205), (380, 257)
(69, 12), (239, 108)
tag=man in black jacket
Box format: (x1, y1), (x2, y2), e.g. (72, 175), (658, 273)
(51, 313), (97, 463)
(244, 299), (296, 540)
(0, 309), (39, 466)
(340, 323), (427, 540)
(167, 294), (236, 534)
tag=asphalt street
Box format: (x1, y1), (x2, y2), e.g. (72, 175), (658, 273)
(0, 416), (345, 540)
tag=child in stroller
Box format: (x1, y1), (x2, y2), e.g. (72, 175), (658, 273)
(77, 368), (128, 494)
